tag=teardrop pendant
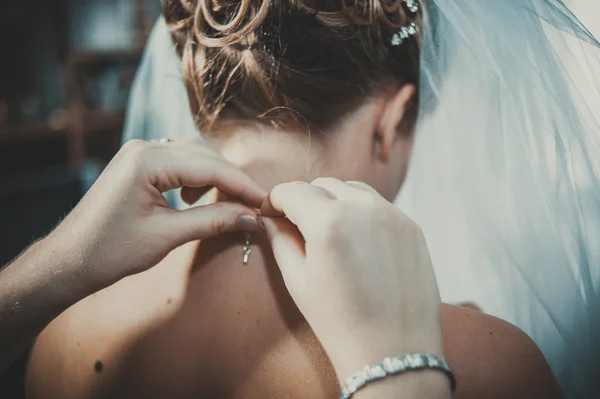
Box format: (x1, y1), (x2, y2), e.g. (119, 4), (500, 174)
(242, 232), (252, 265)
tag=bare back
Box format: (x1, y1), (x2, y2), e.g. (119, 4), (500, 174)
(26, 232), (561, 399)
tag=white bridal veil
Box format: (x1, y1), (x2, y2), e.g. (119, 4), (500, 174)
(122, 18), (197, 208)
(398, 1), (600, 397)
(125, 2), (600, 397)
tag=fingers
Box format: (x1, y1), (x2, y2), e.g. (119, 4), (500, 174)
(124, 139), (267, 207)
(311, 177), (358, 200)
(161, 155), (266, 207)
(259, 197), (286, 217)
(261, 217), (306, 278)
(311, 178), (383, 201)
(264, 181), (332, 234)
(345, 181), (382, 197)
(158, 202), (260, 244)
(261, 179), (382, 231)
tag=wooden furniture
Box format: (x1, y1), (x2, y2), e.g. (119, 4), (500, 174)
(0, 0), (160, 171)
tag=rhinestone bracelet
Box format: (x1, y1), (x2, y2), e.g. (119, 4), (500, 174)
(339, 354), (456, 399)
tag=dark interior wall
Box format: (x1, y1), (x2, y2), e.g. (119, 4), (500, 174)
(0, 0), (68, 126)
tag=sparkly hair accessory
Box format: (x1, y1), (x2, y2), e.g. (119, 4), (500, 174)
(391, 0), (420, 46)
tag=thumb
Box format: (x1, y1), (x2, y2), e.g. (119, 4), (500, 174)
(160, 202), (260, 244)
(260, 216), (306, 278)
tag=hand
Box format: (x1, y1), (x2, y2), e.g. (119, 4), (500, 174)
(260, 178), (443, 380)
(46, 138), (266, 292)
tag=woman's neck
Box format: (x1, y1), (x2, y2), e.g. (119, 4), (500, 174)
(215, 129), (332, 191)
(210, 111), (376, 195)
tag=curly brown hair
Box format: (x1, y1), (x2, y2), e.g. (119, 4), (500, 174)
(164, 0), (422, 135)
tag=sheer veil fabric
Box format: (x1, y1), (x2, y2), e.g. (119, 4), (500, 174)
(125, 2), (600, 396)
(122, 18), (197, 208)
(397, 1), (600, 397)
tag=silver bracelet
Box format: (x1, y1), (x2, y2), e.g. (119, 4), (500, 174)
(339, 353), (456, 399)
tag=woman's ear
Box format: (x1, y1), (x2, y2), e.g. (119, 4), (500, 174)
(375, 84), (416, 161)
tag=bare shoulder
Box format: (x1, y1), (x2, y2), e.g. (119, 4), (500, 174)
(441, 304), (563, 399)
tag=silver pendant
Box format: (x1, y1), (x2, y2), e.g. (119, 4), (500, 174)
(242, 232), (252, 264)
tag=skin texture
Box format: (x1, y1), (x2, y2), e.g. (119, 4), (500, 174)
(0, 138), (265, 377)
(259, 178), (447, 397)
(24, 91), (561, 398)
(26, 234), (560, 399)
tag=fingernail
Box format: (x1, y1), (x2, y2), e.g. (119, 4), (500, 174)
(238, 215), (259, 231)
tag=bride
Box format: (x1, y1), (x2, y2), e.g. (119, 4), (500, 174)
(26, 0), (600, 398)
(127, 1), (600, 397)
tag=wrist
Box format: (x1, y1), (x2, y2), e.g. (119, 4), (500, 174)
(326, 330), (445, 385)
(351, 368), (452, 399)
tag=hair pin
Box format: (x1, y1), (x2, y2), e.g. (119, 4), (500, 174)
(404, 0), (419, 13)
(391, 0), (420, 46)
(391, 22), (419, 46)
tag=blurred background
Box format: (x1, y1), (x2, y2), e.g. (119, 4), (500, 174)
(0, 0), (599, 397)
(0, 0), (162, 266)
